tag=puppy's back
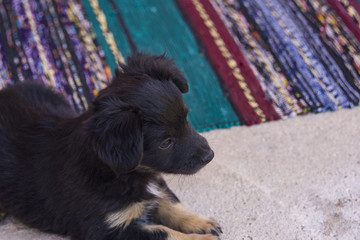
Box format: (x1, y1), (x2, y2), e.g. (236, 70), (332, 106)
(0, 82), (77, 231)
(0, 82), (76, 128)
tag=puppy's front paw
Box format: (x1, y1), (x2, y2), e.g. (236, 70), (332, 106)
(156, 199), (222, 236)
(144, 225), (220, 240)
(187, 233), (221, 240)
(179, 215), (222, 236)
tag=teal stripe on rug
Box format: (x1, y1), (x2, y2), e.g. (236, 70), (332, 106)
(96, 0), (133, 59)
(81, 0), (132, 72)
(90, 0), (240, 131)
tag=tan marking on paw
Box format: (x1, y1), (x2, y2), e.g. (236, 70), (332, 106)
(157, 199), (222, 235)
(144, 225), (220, 240)
(106, 201), (148, 228)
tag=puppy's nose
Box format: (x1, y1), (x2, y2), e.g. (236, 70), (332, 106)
(202, 150), (214, 163)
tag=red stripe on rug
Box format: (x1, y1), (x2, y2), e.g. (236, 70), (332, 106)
(349, 0), (360, 16)
(200, 0), (280, 122)
(177, 0), (261, 125)
(326, 0), (360, 43)
(181, 0), (280, 123)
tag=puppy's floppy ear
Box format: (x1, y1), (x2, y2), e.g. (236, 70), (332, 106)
(87, 97), (143, 175)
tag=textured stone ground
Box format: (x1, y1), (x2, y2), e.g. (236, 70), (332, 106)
(1, 108), (359, 240)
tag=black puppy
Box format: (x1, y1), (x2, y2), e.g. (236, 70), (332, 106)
(0, 53), (221, 240)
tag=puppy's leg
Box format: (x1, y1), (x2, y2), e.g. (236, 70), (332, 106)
(107, 224), (219, 240)
(155, 183), (222, 236)
(142, 225), (220, 240)
(104, 201), (216, 240)
(106, 220), (220, 240)
(103, 191), (221, 239)
(155, 198), (222, 236)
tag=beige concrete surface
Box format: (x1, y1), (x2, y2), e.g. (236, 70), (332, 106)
(1, 108), (360, 240)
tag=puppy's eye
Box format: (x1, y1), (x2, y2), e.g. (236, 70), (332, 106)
(159, 138), (174, 150)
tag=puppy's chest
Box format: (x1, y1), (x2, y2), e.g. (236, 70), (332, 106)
(136, 182), (165, 223)
(105, 181), (165, 228)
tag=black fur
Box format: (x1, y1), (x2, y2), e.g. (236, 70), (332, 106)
(0, 53), (215, 240)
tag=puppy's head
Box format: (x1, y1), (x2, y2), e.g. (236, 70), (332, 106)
(87, 53), (214, 175)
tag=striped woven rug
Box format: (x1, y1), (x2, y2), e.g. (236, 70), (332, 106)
(1, 0), (360, 131)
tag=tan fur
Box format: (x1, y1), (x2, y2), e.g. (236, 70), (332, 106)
(143, 225), (218, 240)
(106, 201), (148, 229)
(156, 197), (221, 234)
(105, 181), (221, 237)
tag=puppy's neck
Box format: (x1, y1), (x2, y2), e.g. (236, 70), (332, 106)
(52, 111), (102, 165)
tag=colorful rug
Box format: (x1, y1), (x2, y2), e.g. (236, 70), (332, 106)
(1, 0), (360, 131)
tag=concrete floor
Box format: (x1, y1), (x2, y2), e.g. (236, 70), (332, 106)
(1, 108), (359, 240)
